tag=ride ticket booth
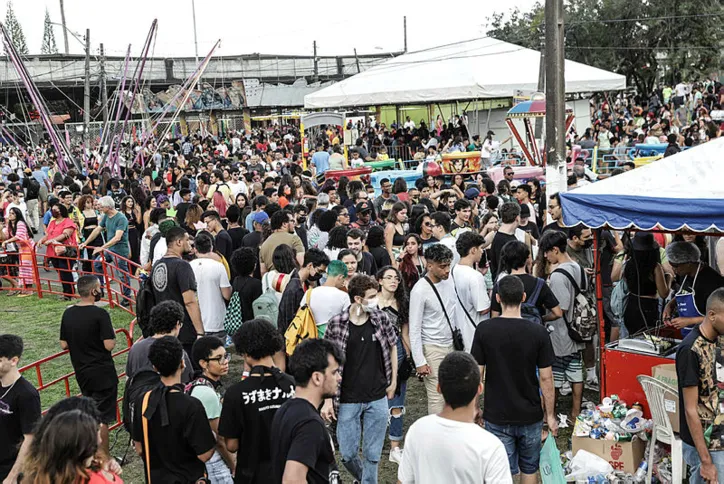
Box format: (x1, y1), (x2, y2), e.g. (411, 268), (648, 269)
(559, 138), (724, 416)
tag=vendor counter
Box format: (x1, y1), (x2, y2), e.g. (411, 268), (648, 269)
(601, 328), (681, 419)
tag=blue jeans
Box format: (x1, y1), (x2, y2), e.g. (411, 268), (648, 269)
(93, 253), (132, 299)
(485, 420), (543, 475)
(388, 338), (407, 442)
(337, 396), (389, 484)
(683, 442), (724, 484)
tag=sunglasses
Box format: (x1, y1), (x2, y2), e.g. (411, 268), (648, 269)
(505, 172), (515, 176)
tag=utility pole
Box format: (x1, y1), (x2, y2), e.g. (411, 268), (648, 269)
(313, 41), (319, 82)
(353, 48), (361, 73)
(83, 28), (90, 154)
(59, 0), (69, 55)
(100, 43), (109, 127)
(534, 51), (545, 138)
(191, 0), (199, 65)
(544, 0), (566, 196)
(403, 16), (408, 53)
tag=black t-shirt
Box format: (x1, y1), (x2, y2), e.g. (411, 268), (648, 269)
(599, 230), (617, 286)
(215, 230), (234, 262)
(60, 305), (118, 391)
(151, 257), (198, 344)
(369, 246), (392, 270)
(228, 227), (249, 252)
(132, 389), (216, 483)
(218, 367), (296, 483)
(232, 276), (263, 323)
(176, 202), (191, 227)
(340, 321), (387, 403)
(675, 326), (724, 448)
(471, 317), (555, 426)
(271, 398), (339, 484)
(0, 377), (41, 478)
(490, 232), (517, 280)
(242, 232), (263, 280)
(519, 221), (540, 241)
(490, 274), (559, 315)
(541, 222), (566, 236)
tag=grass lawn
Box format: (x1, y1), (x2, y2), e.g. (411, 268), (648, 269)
(2, 290), (591, 483)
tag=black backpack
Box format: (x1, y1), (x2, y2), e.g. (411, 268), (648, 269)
(26, 178), (40, 199)
(122, 369), (162, 438)
(136, 277), (156, 338)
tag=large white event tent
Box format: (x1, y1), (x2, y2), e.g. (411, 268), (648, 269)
(561, 137), (724, 233)
(304, 37), (626, 108)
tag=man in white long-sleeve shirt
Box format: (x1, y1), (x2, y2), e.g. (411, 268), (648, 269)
(409, 243), (458, 414)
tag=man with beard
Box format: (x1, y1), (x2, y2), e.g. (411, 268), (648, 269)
(270, 339), (344, 484)
(346, 229), (378, 276)
(150, 226), (204, 360)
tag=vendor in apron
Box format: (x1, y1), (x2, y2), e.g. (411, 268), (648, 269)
(663, 241), (724, 329)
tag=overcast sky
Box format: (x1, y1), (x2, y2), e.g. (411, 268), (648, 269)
(10, 0), (540, 58)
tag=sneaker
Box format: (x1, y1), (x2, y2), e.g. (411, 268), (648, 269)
(389, 447), (403, 464)
(559, 381), (572, 396)
(585, 375), (599, 391)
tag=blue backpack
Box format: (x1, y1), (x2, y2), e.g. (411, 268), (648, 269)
(520, 277), (545, 326)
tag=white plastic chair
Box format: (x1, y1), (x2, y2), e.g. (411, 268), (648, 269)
(637, 375), (684, 483)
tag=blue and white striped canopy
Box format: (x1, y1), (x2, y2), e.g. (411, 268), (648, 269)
(561, 138), (724, 233)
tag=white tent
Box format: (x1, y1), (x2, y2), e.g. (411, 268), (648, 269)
(304, 37), (626, 108)
(561, 138), (724, 233)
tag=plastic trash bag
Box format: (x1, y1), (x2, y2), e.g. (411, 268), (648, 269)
(564, 449), (614, 481)
(540, 434), (567, 484)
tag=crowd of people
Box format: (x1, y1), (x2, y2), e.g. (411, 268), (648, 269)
(1, 90), (724, 484)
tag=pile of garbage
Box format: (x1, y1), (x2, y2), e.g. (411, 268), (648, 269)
(572, 395), (652, 442)
(561, 395), (660, 483)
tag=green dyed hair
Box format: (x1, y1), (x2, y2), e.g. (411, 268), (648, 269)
(326, 260), (348, 278)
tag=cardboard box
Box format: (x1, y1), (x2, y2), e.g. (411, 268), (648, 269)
(572, 436), (646, 474)
(652, 363), (680, 433)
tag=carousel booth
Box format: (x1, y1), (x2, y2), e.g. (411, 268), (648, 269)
(559, 138), (724, 480)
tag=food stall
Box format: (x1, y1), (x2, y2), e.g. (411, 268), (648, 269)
(559, 138), (724, 415)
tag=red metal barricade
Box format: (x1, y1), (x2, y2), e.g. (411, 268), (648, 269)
(2, 243), (142, 429)
(18, 327), (135, 430)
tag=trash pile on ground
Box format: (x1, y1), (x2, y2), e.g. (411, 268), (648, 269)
(554, 395), (673, 483)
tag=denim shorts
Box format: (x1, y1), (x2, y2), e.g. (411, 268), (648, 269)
(484, 420), (543, 475)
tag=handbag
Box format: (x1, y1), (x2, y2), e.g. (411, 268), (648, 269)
(424, 276), (464, 351)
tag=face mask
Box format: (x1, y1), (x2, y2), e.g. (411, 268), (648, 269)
(365, 297), (379, 311)
(583, 239), (594, 249)
(93, 290), (102, 302)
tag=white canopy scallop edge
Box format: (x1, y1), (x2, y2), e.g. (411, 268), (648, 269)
(304, 37), (626, 108)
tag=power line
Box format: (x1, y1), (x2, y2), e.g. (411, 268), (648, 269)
(565, 12), (724, 25)
(569, 45), (717, 50)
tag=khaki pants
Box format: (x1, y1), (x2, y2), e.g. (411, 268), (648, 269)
(422, 343), (454, 415)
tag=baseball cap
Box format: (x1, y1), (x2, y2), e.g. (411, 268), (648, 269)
(464, 187), (480, 200)
(355, 201), (372, 214)
(252, 211), (270, 224)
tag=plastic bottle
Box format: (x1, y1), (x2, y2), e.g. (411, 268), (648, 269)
(633, 460), (647, 482)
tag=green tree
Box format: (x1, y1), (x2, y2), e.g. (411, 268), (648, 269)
(41, 8), (58, 54)
(487, 0), (724, 97)
(4, 1), (28, 55)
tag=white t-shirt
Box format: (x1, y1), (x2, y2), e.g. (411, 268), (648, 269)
(409, 276), (457, 367)
(309, 286), (350, 327)
(398, 415), (513, 484)
(190, 258), (231, 333)
(228, 181), (248, 197)
(451, 265), (490, 352)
